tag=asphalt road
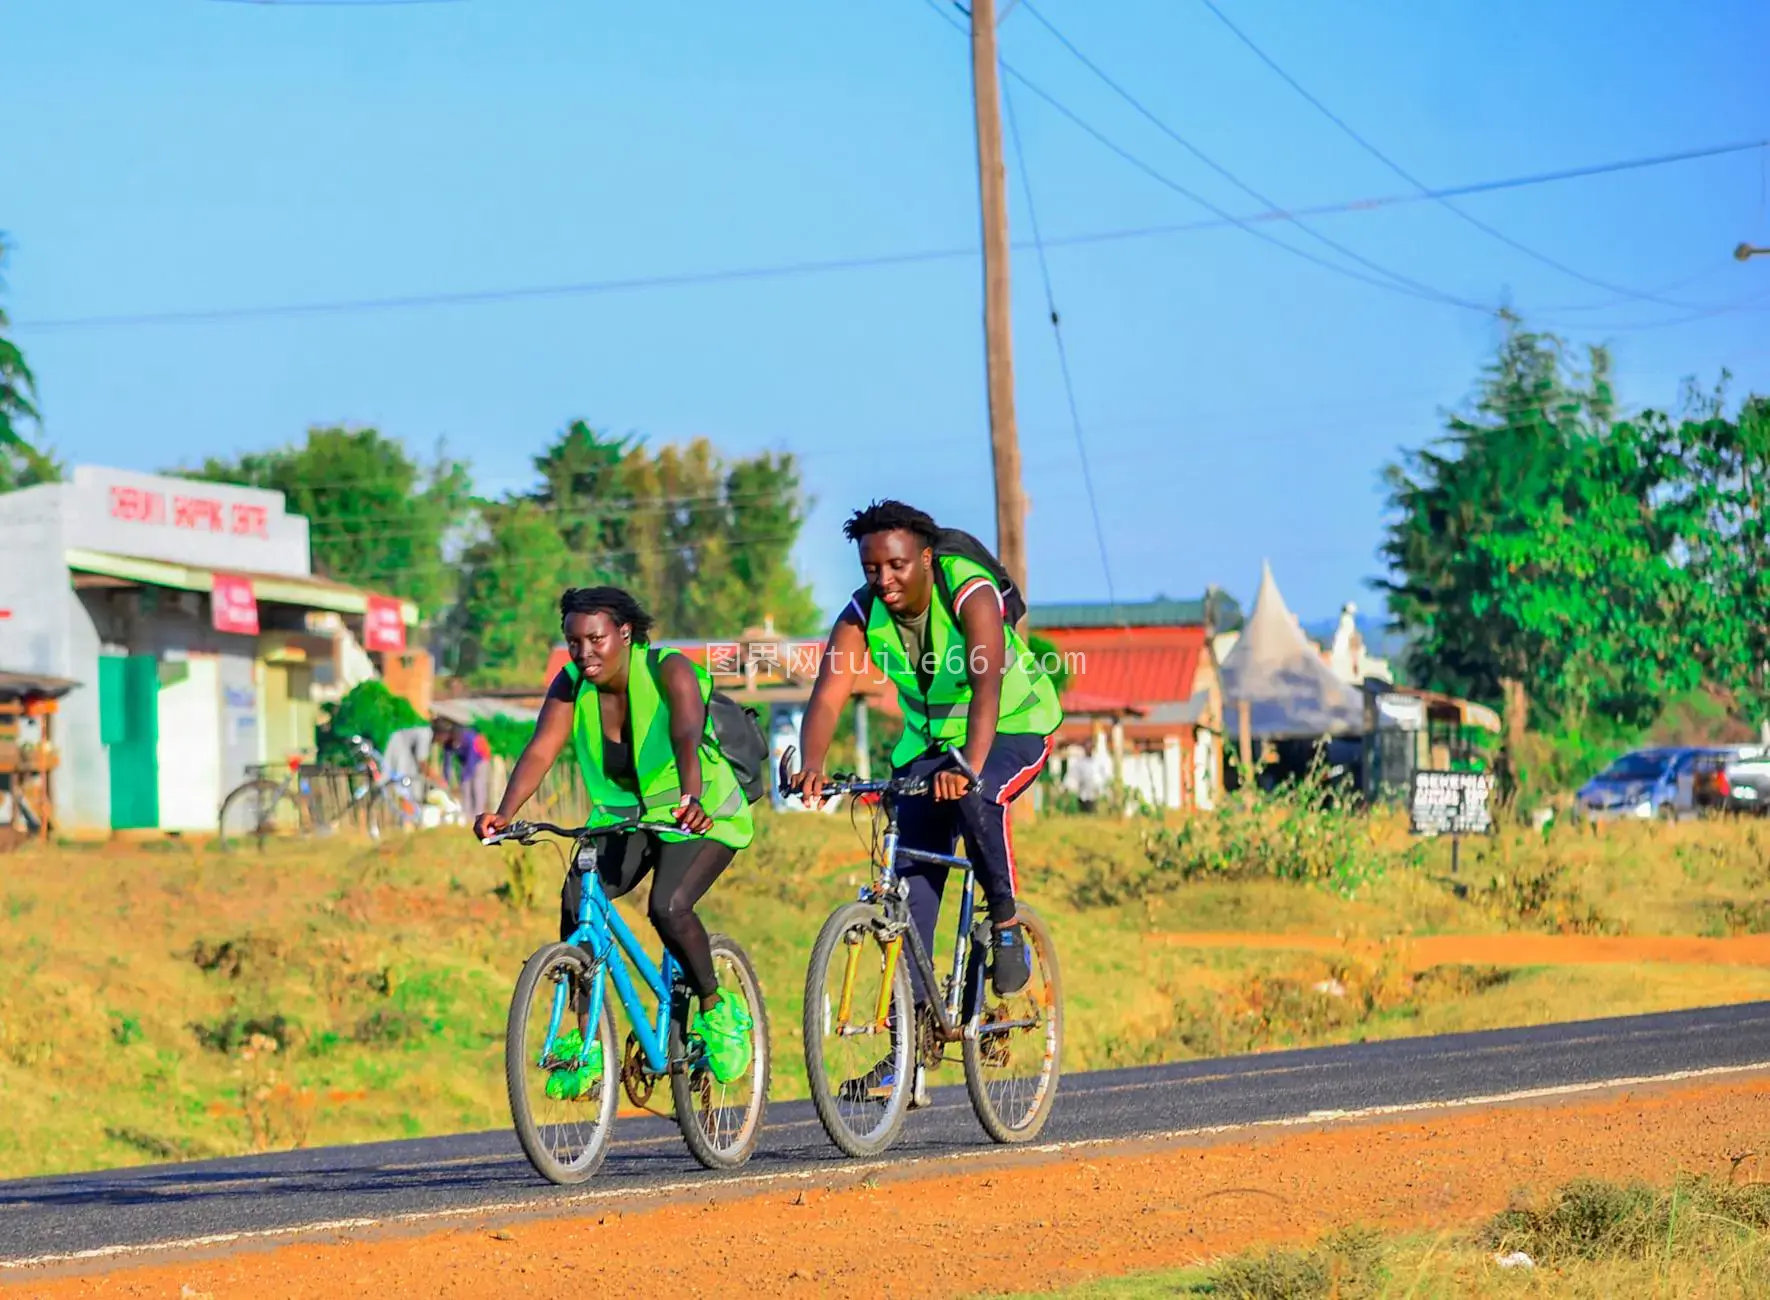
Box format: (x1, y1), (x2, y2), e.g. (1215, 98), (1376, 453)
(4, 1000), (1769, 1267)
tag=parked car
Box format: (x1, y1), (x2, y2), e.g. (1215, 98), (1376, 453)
(1577, 747), (1708, 820)
(1709, 744), (1770, 815)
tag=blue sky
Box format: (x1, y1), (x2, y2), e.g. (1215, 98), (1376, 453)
(5, 0), (1768, 626)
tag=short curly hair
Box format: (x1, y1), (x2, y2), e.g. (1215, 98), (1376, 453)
(842, 499), (937, 547)
(559, 586), (655, 642)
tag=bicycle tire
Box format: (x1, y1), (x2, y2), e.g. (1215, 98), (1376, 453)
(802, 901), (914, 1159)
(668, 932), (771, 1171)
(962, 902), (1064, 1145)
(505, 942), (619, 1185)
(217, 779), (304, 851)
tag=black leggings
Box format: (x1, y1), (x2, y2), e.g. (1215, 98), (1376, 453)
(559, 831), (735, 999)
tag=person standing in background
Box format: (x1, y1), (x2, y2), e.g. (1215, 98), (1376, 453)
(383, 722), (439, 798)
(436, 718), (493, 822)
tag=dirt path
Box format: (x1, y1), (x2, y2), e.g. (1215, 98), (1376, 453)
(1153, 931), (1770, 967)
(11, 1072), (1769, 1299)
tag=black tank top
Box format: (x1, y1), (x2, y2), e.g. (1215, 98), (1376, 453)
(602, 728), (638, 791)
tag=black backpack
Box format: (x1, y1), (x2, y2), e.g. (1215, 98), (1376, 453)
(575, 649), (769, 806)
(851, 526), (1027, 628)
(929, 526), (1027, 626)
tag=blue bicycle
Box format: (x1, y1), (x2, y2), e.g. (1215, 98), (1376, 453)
(482, 817), (771, 1184)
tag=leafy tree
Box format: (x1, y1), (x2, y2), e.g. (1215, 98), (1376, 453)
(317, 680), (424, 765)
(1660, 387), (1770, 720)
(181, 426), (470, 617)
(0, 233), (60, 492)
(1381, 315), (1769, 738)
(452, 498), (574, 687)
(530, 422), (818, 639)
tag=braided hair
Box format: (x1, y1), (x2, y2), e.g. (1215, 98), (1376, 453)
(559, 586), (655, 643)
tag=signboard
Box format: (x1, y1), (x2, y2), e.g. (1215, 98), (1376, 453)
(211, 574), (260, 636)
(1408, 769), (1495, 837)
(362, 596), (406, 653)
(68, 466), (311, 578)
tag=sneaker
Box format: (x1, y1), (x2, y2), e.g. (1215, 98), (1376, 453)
(543, 1027), (604, 1101)
(692, 993), (754, 1084)
(838, 1055), (898, 1102)
(992, 925), (1031, 996)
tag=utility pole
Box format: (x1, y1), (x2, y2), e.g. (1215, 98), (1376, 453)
(970, 0), (1028, 612)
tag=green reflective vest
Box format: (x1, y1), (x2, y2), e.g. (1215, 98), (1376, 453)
(862, 555), (1063, 769)
(564, 647), (754, 851)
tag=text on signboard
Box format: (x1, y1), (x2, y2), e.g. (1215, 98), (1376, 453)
(110, 487), (268, 538)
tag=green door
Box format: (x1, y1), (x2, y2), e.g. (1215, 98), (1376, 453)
(100, 655), (160, 830)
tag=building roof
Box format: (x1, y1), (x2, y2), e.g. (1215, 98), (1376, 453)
(1031, 591), (1242, 632)
(1217, 561), (1365, 739)
(1041, 625), (1207, 709)
(65, 548), (419, 624)
(0, 670), (80, 701)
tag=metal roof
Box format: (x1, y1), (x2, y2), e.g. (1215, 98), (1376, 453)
(1031, 593), (1241, 631)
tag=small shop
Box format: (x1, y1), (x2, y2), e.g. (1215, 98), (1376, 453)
(0, 466), (418, 834)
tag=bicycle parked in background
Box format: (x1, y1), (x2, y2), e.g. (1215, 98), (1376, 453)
(788, 745), (1064, 1158)
(216, 734), (430, 849)
(482, 817), (771, 1184)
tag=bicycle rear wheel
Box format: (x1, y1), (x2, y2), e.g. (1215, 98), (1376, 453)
(803, 902), (914, 1159)
(669, 933), (770, 1170)
(506, 942), (619, 1185)
(962, 903), (1063, 1144)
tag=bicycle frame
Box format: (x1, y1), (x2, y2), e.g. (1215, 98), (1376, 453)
(817, 753), (1041, 1050)
(545, 844), (685, 1077)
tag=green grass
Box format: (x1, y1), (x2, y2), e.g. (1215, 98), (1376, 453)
(998, 1176), (1770, 1298)
(3, 807), (1770, 1177)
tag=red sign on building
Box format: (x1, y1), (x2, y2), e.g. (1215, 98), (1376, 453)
(363, 595), (406, 653)
(211, 574), (260, 636)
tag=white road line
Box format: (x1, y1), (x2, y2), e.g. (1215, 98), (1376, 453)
(4, 1057), (1767, 1272)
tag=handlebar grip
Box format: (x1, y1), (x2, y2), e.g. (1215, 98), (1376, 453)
(947, 744), (980, 787)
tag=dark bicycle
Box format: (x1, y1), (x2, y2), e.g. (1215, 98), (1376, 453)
(788, 745), (1064, 1158)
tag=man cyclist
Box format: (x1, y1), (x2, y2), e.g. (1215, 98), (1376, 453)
(790, 500), (1063, 1010)
(475, 586), (755, 1090)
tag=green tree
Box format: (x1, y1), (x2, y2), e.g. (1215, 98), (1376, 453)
(181, 426), (470, 616)
(1381, 316), (1764, 734)
(525, 422), (819, 640)
(1660, 387), (1770, 721)
(0, 233), (60, 492)
(452, 498), (574, 687)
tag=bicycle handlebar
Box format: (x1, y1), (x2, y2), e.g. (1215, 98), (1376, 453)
(479, 815), (645, 847)
(776, 742), (980, 802)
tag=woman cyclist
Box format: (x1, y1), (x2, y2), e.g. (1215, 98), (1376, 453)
(475, 586), (754, 1086)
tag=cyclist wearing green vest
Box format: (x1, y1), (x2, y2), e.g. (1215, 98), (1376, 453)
(791, 500), (1063, 1000)
(476, 586), (754, 1085)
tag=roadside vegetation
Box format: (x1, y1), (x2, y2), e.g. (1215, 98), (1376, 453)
(1030, 1174), (1770, 1298)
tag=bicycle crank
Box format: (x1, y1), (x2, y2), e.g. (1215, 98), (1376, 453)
(620, 1032), (656, 1109)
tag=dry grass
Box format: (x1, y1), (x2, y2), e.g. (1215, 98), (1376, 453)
(2, 808), (1768, 1178)
(1022, 1175), (1770, 1298)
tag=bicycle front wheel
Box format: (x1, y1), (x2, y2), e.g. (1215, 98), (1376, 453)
(803, 902), (914, 1159)
(963, 902), (1064, 1144)
(669, 932), (770, 1170)
(217, 780), (306, 851)
(506, 942), (619, 1185)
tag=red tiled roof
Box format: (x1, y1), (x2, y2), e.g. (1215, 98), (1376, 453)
(1044, 626), (1206, 708)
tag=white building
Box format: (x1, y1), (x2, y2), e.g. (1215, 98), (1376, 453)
(0, 466), (416, 835)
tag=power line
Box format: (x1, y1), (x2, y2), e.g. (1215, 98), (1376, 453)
(18, 139), (1766, 334)
(1014, 1), (1491, 313)
(1002, 80), (1118, 610)
(1192, 0), (1720, 313)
